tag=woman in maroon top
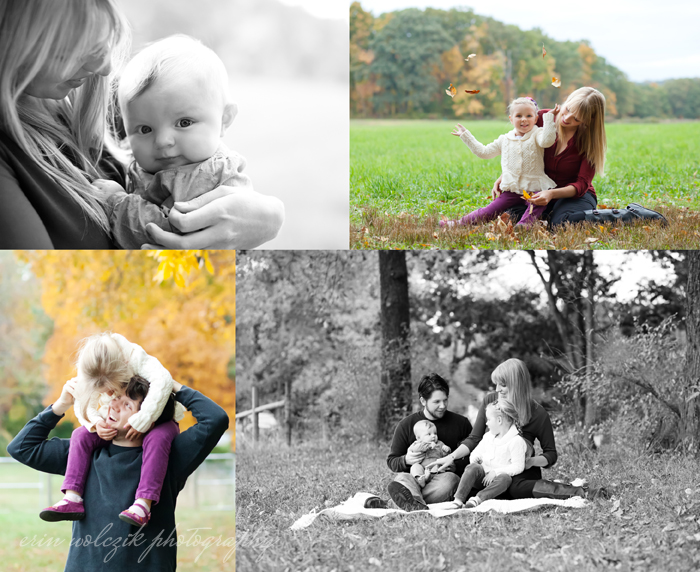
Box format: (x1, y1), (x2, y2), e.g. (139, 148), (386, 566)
(498, 87), (607, 227)
(0, 0), (283, 249)
(428, 358), (588, 500)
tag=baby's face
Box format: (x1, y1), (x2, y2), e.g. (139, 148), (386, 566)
(416, 423), (437, 441)
(124, 76), (227, 174)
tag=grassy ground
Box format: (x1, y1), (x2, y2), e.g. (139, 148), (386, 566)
(350, 120), (700, 249)
(0, 462), (235, 571)
(237, 439), (700, 572)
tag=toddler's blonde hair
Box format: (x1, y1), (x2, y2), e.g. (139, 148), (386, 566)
(117, 34), (230, 111)
(507, 96), (538, 116)
(487, 399), (520, 430)
(76, 333), (131, 421)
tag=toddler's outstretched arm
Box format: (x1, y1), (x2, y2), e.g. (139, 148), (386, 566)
(452, 124), (503, 159)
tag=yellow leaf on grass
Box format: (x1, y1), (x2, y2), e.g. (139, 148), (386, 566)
(584, 237), (598, 244)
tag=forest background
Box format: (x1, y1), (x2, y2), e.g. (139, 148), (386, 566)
(350, 2), (700, 119)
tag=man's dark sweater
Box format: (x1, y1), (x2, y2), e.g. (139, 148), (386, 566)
(387, 410), (472, 476)
(7, 387), (229, 571)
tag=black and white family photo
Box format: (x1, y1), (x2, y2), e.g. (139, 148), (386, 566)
(236, 250), (700, 571)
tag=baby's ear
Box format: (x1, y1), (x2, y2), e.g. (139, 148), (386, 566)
(221, 102), (238, 135)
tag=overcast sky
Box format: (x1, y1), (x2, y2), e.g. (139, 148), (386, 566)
(291, 0), (700, 83)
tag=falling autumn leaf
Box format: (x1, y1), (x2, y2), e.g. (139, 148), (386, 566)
(465, 53), (476, 62)
(542, 44), (547, 59)
(464, 89), (480, 94)
(552, 77), (561, 88)
(445, 83), (457, 98)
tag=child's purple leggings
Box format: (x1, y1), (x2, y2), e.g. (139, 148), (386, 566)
(62, 420), (179, 504)
(458, 191), (546, 226)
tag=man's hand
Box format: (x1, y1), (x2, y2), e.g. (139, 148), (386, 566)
(122, 422), (144, 441)
(482, 471), (497, 486)
(52, 378), (78, 416)
(95, 419), (117, 441)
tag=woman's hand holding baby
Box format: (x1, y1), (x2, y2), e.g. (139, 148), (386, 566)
(142, 186), (284, 249)
(95, 419), (118, 441)
(451, 124), (468, 137)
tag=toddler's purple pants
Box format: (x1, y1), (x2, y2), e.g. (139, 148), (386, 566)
(62, 420), (179, 504)
(459, 191), (546, 226)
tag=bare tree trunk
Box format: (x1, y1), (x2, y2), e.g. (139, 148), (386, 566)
(377, 251), (412, 441)
(683, 251), (700, 450)
(584, 251), (597, 433)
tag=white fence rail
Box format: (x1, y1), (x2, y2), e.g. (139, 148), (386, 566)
(0, 453), (235, 511)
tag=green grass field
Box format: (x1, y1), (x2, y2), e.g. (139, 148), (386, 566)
(350, 120), (700, 249)
(237, 439), (700, 572)
(0, 462), (235, 571)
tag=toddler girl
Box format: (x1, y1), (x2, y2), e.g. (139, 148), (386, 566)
(40, 332), (186, 526)
(409, 420), (453, 487)
(94, 34), (252, 248)
(448, 399), (527, 509)
(441, 98), (560, 228)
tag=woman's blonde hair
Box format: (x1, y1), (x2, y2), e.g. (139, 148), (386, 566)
(75, 332), (131, 421)
(0, 0), (131, 233)
(487, 399), (520, 431)
(559, 86), (607, 176)
(491, 358), (532, 426)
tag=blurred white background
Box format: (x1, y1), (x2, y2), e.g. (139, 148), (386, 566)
(117, 0), (349, 249)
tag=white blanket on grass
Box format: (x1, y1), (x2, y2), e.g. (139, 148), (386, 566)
(290, 491), (588, 530)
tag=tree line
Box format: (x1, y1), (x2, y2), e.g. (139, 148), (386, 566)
(236, 251), (698, 453)
(350, 2), (700, 120)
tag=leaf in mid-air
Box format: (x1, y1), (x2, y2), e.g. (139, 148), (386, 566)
(542, 44), (547, 59)
(465, 53), (476, 62)
(552, 77), (561, 88)
(445, 83), (457, 98)
(464, 89), (480, 94)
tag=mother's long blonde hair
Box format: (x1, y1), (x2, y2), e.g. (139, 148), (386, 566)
(0, 0), (130, 232)
(491, 358), (533, 426)
(559, 86), (607, 177)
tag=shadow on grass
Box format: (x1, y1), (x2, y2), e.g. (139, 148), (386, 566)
(351, 204), (700, 250)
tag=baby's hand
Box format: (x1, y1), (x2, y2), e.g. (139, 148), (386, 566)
(549, 104), (561, 118)
(451, 124), (467, 137)
(95, 419), (117, 441)
(92, 178), (126, 199)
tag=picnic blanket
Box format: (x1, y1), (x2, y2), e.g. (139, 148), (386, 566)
(290, 491), (588, 530)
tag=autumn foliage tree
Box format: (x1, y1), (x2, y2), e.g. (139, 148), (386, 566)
(20, 251), (235, 447)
